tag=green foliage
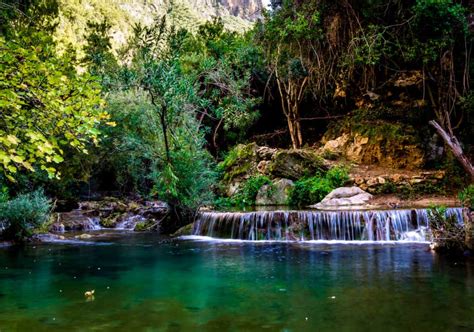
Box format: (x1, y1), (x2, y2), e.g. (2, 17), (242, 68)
(176, 18), (262, 149)
(428, 205), (466, 253)
(325, 165), (350, 188)
(0, 31), (109, 181)
(0, 185), (9, 203)
(218, 143), (257, 182)
(217, 175), (271, 207)
(94, 20), (218, 209)
(289, 165), (349, 207)
(289, 176), (333, 208)
(459, 185), (474, 210)
(0, 190), (51, 241)
(409, 0), (468, 64)
(82, 19), (118, 89)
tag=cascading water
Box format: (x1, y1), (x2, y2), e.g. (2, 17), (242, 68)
(192, 208), (464, 242)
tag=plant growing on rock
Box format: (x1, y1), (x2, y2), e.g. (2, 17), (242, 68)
(428, 206), (466, 254)
(289, 165), (349, 207)
(217, 175), (272, 207)
(459, 185), (474, 210)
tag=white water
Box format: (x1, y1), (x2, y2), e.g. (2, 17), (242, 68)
(192, 208), (464, 242)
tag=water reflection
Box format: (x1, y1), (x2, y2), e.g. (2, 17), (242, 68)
(0, 235), (473, 331)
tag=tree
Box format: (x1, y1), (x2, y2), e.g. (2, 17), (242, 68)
(82, 18), (118, 90)
(258, 1), (350, 149)
(174, 18), (262, 153)
(94, 18), (216, 219)
(409, 1), (474, 180)
(0, 32), (109, 181)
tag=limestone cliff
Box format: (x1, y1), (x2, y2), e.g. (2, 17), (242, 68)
(56, 0), (263, 52)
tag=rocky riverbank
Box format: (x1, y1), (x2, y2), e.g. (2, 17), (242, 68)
(49, 198), (169, 233)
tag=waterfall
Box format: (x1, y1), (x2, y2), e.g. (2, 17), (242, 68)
(191, 208), (464, 242)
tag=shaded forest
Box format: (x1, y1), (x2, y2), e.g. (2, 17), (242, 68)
(0, 0), (473, 239)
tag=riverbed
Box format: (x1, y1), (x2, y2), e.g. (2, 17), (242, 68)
(0, 232), (473, 331)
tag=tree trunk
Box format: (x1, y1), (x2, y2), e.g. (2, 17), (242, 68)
(286, 116), (302, 149)
(286, 105), (303, 149)
(429, 120), (474, 180)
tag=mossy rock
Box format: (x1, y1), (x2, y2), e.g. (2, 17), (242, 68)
(100, 213), (121, 228)
(219, 143), (259, 183)
(268, 150), (328, 180)
(172, 223), (194, 237)
(134, 219), (157, 232)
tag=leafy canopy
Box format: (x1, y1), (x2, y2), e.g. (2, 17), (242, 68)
(0, 32), (109, 181)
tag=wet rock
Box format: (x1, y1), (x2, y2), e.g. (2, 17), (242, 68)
(49, 210), (100, 232)
(75, 234), (93, 240)
(310, 186), (373, 210)
(32, 233), (66, 242)
(51, 199), (169, 233)
(256, 178), (294, 206)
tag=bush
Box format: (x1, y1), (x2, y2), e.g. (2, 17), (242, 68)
(216, 175), (271, 207)
(459, 185), (474, 210)
(428, 206), (466, 253)
(288, 165), (349, 207)
(0, 190), (51, 242)
(325, 165), (349, 187)
(288, 176), (333, 207)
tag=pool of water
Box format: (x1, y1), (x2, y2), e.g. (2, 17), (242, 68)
(0, 232), (473, 331)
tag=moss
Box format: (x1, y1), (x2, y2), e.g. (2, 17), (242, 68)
(216, 175), (272, 207)
(325, 108), (421, 145)
(100, 213), (121, 228)
(172, 223), (194, 236)
(134, 219), (155, 232)
(268, 149), (327, 180)
(218, 143), (258, 183)
(396, 182), (445, 200)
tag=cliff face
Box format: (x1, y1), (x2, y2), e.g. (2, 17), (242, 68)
(56, 0), (263, 52)
(218, 0), (264, 21)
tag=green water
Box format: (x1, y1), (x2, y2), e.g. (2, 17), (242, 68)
(0, 233), (473, 331)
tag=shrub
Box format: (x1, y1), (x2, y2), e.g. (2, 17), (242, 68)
(428, 206), (466, 253)
(0, 186), (9, 204)
(288, 176), (333, 207)
(216, 175), (271, 207)
(325, 165), (349, 187)
(0, 190), (51, 242)
(459, 185), (474, 210)
(288, 165), (349, 207)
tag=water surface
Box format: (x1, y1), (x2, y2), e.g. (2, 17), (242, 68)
(0, 233), (473, 331)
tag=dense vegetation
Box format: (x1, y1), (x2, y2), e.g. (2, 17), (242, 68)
(0, 0), (473, 239)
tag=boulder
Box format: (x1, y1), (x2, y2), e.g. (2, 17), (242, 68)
(310, 186), (373, 210)
(49, 210), (100, 232)
(219, 143), (259, 184)
(172, 223), (194, 237)
(256, 146), (277, 160)
(268, 150), (328, 180)
(256, 179), (294, 206)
